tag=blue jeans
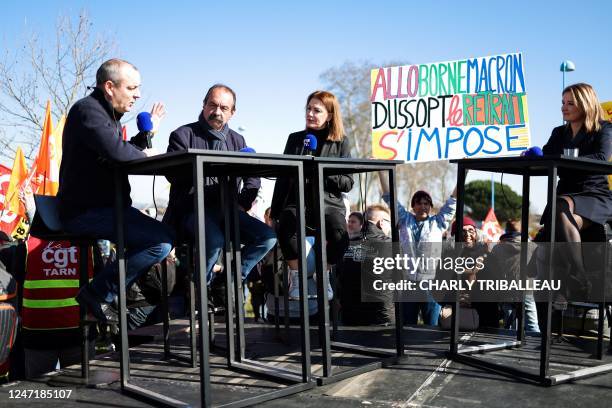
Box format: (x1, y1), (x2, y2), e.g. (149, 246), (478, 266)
(185, 208), (276, 284)
(403, 290), (441, 326)
(502, 294), (540, 333)
(63, 207), (174, 303)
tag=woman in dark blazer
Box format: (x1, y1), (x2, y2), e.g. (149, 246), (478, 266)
(270, 90), (353, 297)
(542, 82), (612, 297)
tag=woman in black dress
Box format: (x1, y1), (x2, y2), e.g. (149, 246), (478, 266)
(542, 82), (612, 297)
(270, 90), (353, 297)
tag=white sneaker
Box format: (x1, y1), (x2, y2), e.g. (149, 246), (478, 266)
(314, 270), (333, 300)
(327, 270), (333, 300)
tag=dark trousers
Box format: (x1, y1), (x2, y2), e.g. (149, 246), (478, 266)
(63, 207), (174, 303)
(277, 205), (348, 266)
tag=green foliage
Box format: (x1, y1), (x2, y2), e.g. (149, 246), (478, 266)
(464, 180), (523, 222)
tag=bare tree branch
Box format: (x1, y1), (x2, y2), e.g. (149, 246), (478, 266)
(320, 60), (456, 210)
(0, 10), (115, 165)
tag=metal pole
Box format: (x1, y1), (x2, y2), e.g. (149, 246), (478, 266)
(562, 70), (565, 93)
(193, 157), (211, 407)
(491, 174), (495, 211)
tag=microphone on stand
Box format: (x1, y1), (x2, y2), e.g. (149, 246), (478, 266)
(136, 112), (155, 148)
(301, 133), (318, 155)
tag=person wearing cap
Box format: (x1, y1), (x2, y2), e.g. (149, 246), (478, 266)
(450, 216), (479, 246)
(379, 174), (458, 326)
(449, 216), (500, 327)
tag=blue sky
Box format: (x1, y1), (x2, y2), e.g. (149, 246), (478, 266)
(2, 0), (611, 215)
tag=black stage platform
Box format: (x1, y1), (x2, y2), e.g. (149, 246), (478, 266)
(2, 320), (611, 407)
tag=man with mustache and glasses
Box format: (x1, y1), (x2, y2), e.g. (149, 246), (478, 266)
(164, 84), (276, 288)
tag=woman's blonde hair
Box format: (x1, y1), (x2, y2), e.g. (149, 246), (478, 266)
(306, 90), (344, 142)
(563, 83), (605, 133)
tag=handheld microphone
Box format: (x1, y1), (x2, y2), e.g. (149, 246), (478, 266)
(301, 133), (318, 155)
(239, 147), (256, 153)
(521, 146), (543, 157)
(136, 112), (154, 148)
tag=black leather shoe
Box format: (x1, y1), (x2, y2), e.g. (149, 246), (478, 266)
(102, 302), (119, 323)
(76, 286), (108, 323)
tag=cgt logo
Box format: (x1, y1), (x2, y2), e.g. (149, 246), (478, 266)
(42, 241), (78, 269)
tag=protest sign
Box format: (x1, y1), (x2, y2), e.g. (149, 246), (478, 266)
(371, 53), (531, 162)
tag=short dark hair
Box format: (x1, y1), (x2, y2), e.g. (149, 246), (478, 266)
(411, 190), (433, 208)
(204, 84), (236, 112)
(505, 218), (521, 233)
(96, 58), (137, 87)
(349, 212), (364, 224)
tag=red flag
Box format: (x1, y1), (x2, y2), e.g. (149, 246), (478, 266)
(0, 164), (22, 238)
(482, 208), (504, 242)
(31, 101), (56, 195)
(5, 147), (29, 218)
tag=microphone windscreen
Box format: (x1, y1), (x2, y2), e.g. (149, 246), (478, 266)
(137, 112), (154, 132)
(524, 146), (543, 157)
(304, 133), (318, 151)
(239, 147), (256, 153)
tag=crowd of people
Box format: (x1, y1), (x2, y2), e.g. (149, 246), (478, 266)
(0, 59), (610, 382)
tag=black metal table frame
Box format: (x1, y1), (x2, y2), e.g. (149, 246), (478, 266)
(449, 155), (612, 386)
(307, 157), (405, 385)
(113, 150), (316, 407)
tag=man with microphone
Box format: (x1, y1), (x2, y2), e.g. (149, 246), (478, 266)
(57, 58), (174, 322)
(164, 84), (276, 286)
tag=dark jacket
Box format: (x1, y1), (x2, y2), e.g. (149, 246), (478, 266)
(57, 88), (148, 221)
(542, 121), (612, 195)
(339, 221), (394, 325)
(163, 114), (260, 234)
(270, 129), (353, 219)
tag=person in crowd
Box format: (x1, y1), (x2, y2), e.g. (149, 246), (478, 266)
(57, 58), (173, 323)
(270, 90), (353, 298)
(163, 84), (276, 285)
(451, 217), (497, 327)
(482, 220), (540, 333)
(0, 233), (17, 382)
(347, 211), (364, 240)
(21, 237), (96, 379)
(505, 218), (521, 235)
(125, 249), (178, 330)
(15, 184), (96, 378)
(340, 204), (394, 325)
(438, 217), (491, 329)
(246, 208), (278, 322)
(379, 174), (457, 326)
(541, 83), (612, 300)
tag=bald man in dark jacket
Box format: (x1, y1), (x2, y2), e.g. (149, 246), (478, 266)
(57, 59), (173, 322)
